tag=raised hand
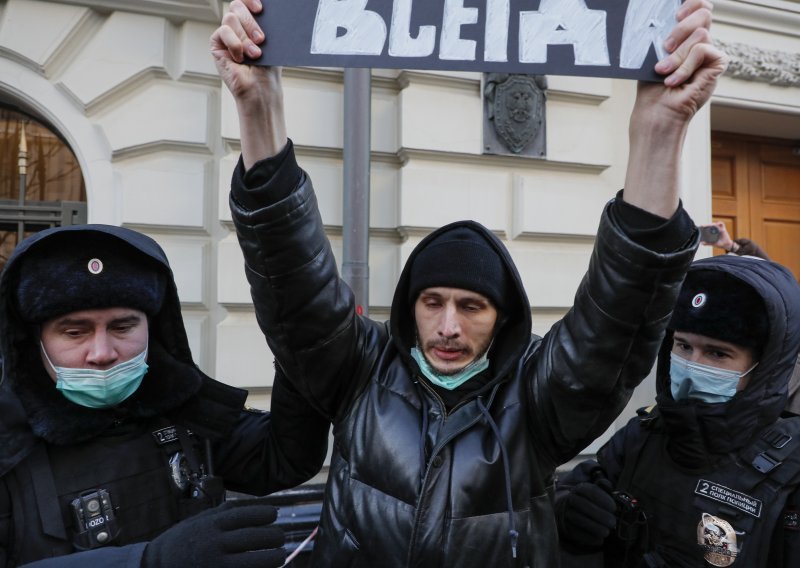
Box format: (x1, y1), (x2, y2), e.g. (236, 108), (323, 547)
(210, 0), (287, 168)
(634, 0), (728, 128)
(623, 0), (727, 218)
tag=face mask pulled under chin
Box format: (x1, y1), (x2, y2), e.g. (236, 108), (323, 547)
(410, 346), (490, 390)
(42, 344), (149, 409)
(669, 352), (757, 404)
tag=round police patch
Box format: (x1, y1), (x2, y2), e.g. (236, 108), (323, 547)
(692, 293), (707, 308)
(87, 258), (104, 275)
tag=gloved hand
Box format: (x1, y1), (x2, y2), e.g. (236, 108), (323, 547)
(555, 478), (618, 549)
(142, 499), (286, 568)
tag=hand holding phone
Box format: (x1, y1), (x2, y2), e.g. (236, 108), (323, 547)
(699, 225), (720, 244)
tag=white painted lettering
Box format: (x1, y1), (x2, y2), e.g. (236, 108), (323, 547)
(620, 0), (680, 69)
(519, 0), (610, 66)
(311, 0), (387, 56)
(439, 0), (478, 61)
(389, 0), (436, 57)
(302, 0), (677, 79)
(484, 0), (510, 62)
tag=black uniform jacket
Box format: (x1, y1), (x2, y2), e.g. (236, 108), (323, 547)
(229, 141), (698, 567)
(0, 224), (329, 567)
(558, 255), (800, 567)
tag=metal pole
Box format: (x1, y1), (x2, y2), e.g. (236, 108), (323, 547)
(342, 68), (371, 317)
(17, 124), (27, 243)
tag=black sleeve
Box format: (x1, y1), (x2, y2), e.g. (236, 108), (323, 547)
(232, 140), (303, 211)
(18, 543), (147, 567)
(734, 238), (771, 260)
(610, 190), (696, 253)
(213, 365), (329, 496)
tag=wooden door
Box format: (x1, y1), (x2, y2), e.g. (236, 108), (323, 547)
(711, 132), (800, 281)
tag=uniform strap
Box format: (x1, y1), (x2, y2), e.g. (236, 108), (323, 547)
(616, 407), (658, 491)
(737, 417), (800, 497)
(28, 444), (67, 540)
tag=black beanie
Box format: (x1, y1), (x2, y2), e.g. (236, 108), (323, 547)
(408, 226), (511, 310)
(14, 231), (167, 323)
(668, 269), (768, 356)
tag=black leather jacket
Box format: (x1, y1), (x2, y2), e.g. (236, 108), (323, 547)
(230, 143), (698, 567)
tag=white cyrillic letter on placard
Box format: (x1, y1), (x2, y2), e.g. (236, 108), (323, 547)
(440, 0), (478, 61)
(311, 0), (387, 55)
(389, 0), (436, 57)
(519, 0), (609, 66)
(484, 0), (510, 62)
(620, 0), (680, 69)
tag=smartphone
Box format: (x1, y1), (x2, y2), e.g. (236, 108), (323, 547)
(699, 225), (720, 244)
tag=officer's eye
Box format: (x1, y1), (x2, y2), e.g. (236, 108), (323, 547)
(63, 328), (86, 338)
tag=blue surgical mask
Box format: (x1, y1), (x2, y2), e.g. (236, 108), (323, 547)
(42, 344), (149, 409)
(411, 346), (490, 390)
(669, 352), (757, 404)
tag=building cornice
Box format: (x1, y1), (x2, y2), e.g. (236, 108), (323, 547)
(714, 0), (800, 38)
(717, 39), (800, 87)
(53, 1), (800, 35)
(50, 0), (221, 24)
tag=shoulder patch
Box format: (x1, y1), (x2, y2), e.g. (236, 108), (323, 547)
(695, 480), (762, 518)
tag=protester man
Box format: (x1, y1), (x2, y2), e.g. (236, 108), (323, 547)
(0, 224), (329, 567)
(213, 0), (727, 564)
(555, 254), (800, 566)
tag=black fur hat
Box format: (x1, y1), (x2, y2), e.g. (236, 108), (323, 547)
(13, 231), (167, 323)
(668, 269), (768, 356)
(408, 226), (511, 311)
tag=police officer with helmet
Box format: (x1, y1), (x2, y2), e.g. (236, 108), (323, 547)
(555, 254), (800, 566)
(0, 225), (329, 567)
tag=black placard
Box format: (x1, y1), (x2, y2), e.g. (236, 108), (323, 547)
(251, 0), (684, 81)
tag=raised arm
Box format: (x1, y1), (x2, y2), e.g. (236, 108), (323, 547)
(210, 0), (286, 170)
(623, 0), (727, 218)
(528, 1), (727, 465)
(214, 1), (381, 419)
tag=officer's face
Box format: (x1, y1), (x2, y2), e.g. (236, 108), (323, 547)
(39, 307), (149, 381)
(414, 287), (498, 376)
(672, 331), (756, 391)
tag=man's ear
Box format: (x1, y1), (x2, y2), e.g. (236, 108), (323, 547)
(26, 323), (42, 342)
(493, 312), (508, 335)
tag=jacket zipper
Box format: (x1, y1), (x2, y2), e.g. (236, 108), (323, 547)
(406, 377), (495, 566)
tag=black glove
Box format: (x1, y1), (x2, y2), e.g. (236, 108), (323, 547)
(142, 499), (286, 568)
(556, 478), (618, 549)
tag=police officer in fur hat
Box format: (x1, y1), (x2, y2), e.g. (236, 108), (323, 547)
(555, 254), (800, 567)
(0, 225), (329, 567)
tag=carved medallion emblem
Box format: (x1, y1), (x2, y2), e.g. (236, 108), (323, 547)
(488, 74), (546, 154)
